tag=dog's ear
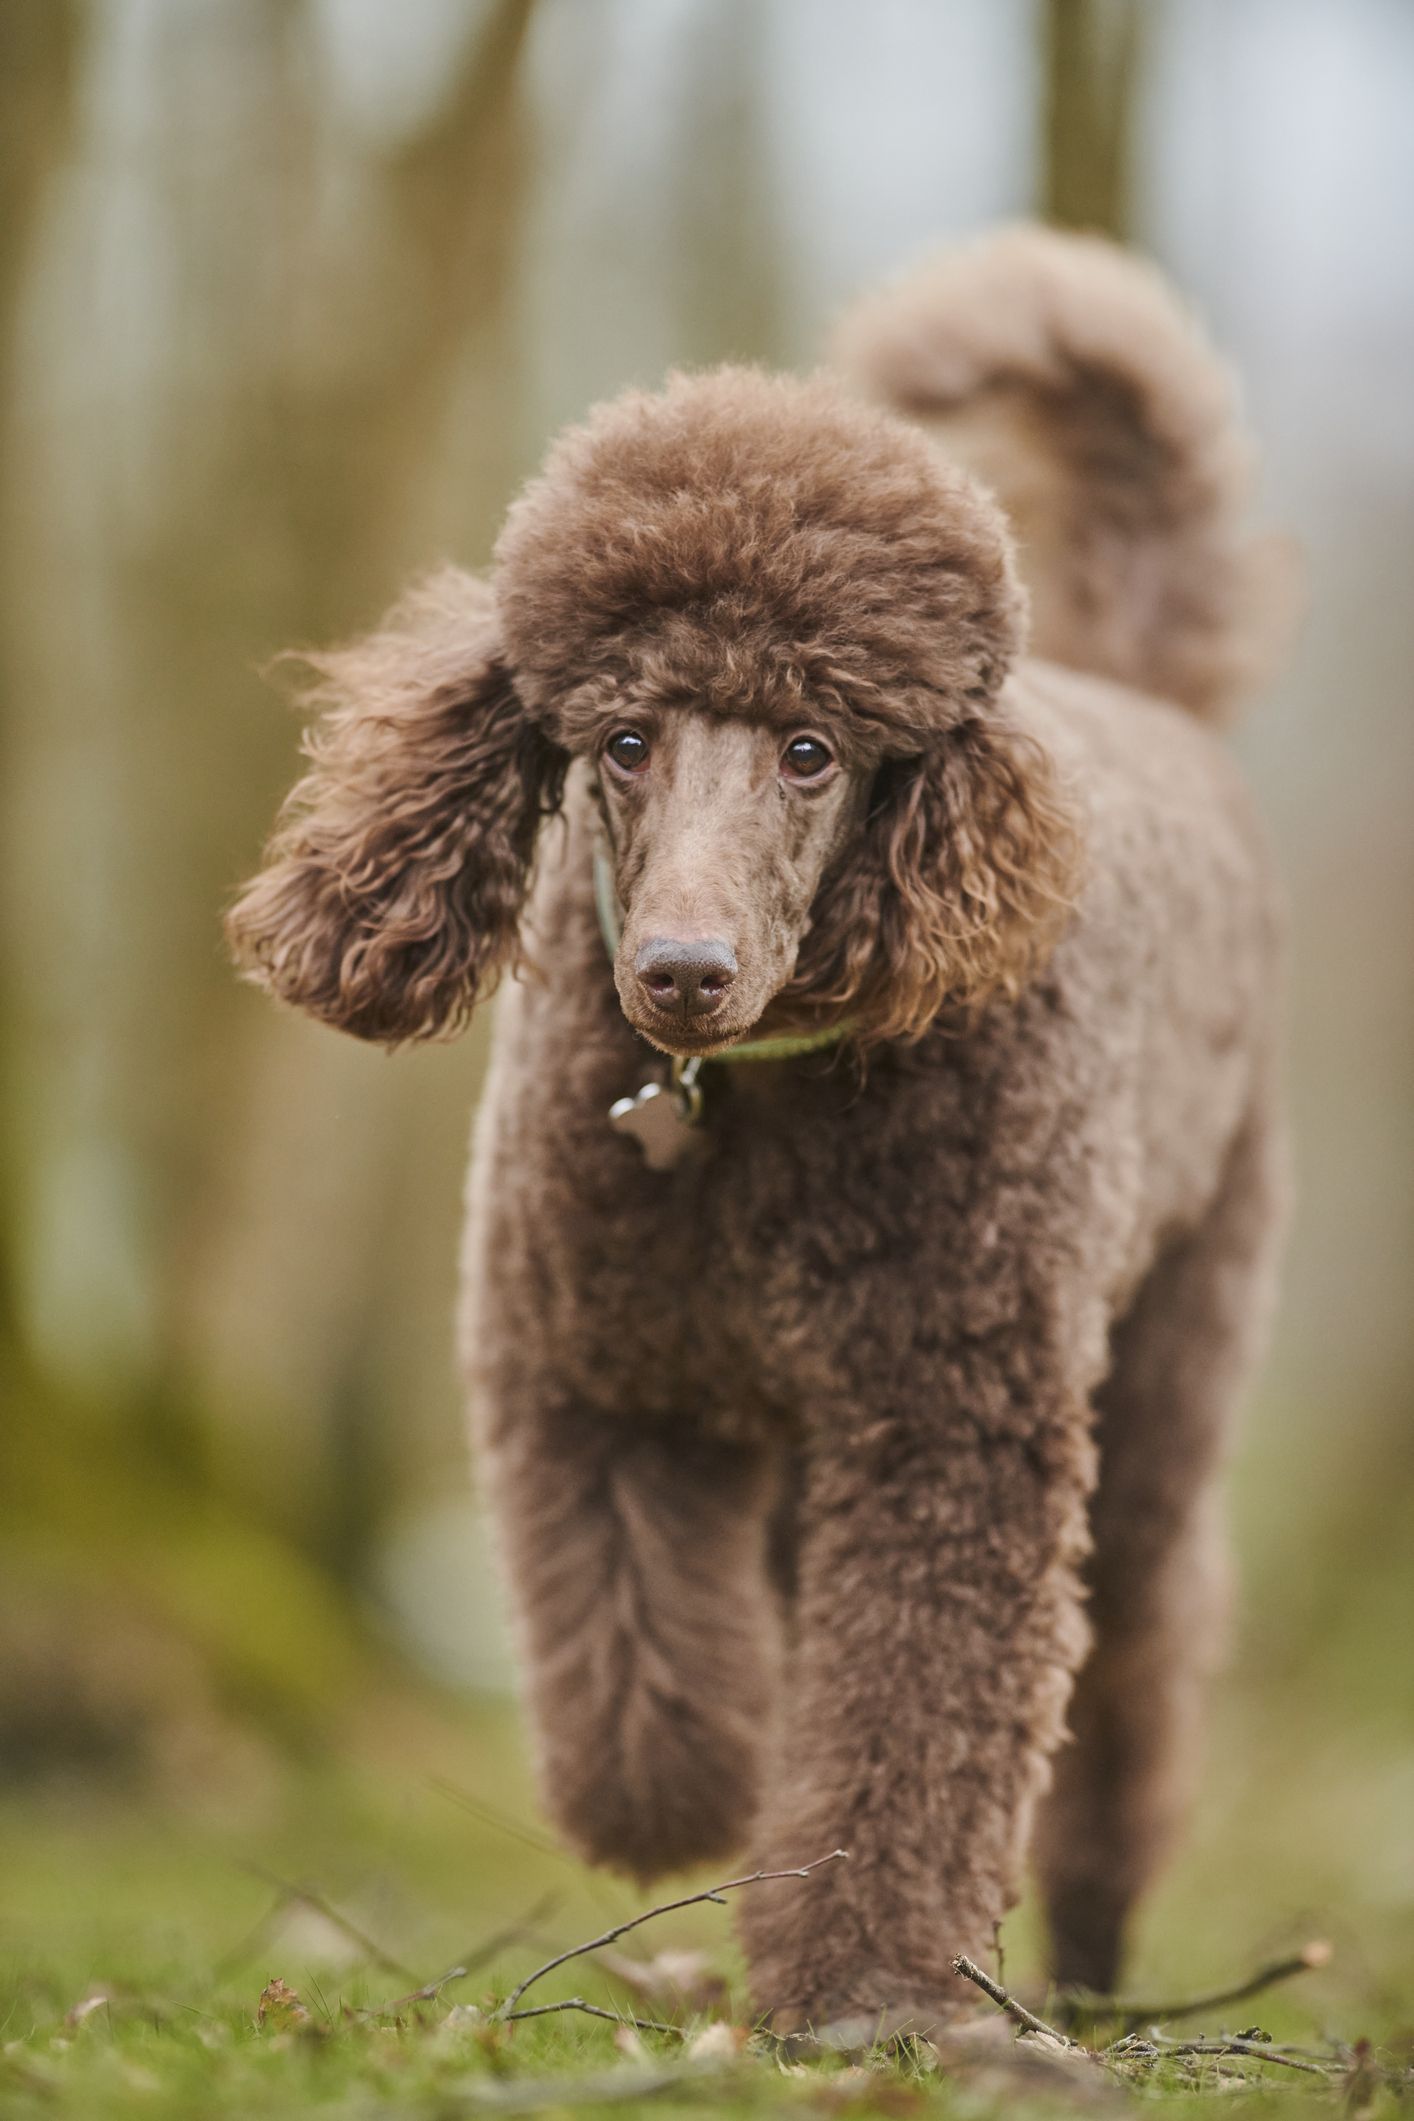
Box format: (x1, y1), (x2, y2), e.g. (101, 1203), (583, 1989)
(796, 713), (1082, 1045)
(876, 716), (1083, 1031)
(226, 568), (565, 1044)
(785, 452), (1081, 1045)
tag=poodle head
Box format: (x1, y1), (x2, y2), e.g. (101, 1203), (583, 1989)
(228, 367), (1079, 1052)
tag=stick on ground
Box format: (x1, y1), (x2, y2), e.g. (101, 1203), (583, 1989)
(951, 1954), (1072, 2046)
(502, 1997), (681, 2037)
(497, 1851), (848, 2018)
(1146, 2035), (1330, 2077)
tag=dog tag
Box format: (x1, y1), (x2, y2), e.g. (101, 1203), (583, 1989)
(609, 1060), (704, 1171)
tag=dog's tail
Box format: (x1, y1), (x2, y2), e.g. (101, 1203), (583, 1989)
(832, 224), (1295, 723)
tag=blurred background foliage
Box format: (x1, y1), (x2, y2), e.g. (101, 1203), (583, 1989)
(0, 0), (1410, 2015)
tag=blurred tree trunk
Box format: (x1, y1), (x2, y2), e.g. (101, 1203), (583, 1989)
(181, 0), (540, 1582)
(0, 1), (80, 375)
(1041, 0), (1145, 238)
(174, 0), (541, 1582)
(0, 0), (82, 1370)
(665, 0), (786, 366)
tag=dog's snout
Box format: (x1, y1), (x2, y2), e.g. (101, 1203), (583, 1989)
(634, 936), (738, 1019)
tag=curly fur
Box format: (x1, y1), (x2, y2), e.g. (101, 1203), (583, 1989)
(833, 222), (1298, 721)
(229, 227), (1289, 2030)
(787, 717), (1083, 1043)
(495, 365), (1078, 1044)
(226, 570), (565, 1042)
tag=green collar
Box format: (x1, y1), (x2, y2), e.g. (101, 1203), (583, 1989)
(593, 848), (855, 1065)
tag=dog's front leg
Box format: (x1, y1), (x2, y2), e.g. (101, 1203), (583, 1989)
(737, 1361), (1097, 2034)
(477, 1397), (780, 1883)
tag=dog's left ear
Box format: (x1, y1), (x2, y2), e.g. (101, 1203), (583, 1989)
(798, 710), (1081, 1046)
(870, 711), (1083, 1036)
(795, 482), (1082, 1047)
(226, 568), (565, 1044)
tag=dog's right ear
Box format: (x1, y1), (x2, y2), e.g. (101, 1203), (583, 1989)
(226, 568), (565, 1044)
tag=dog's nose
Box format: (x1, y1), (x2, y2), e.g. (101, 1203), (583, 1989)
(634, 937), (738, 1018)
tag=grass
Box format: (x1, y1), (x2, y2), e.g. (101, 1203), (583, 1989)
(1, 1662), (1411, 2121)
(1, 1391), (1411, 2116)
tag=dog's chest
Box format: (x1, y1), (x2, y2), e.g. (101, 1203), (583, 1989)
(603, 1066), (968, 1421)
(473, 995), (1027, 1433)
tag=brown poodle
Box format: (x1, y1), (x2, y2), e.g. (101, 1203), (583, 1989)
(228, 227), (1291, 2031)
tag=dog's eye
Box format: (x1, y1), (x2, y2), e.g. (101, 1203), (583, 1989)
(606, 729), (650, 774)
(781, 735), (834, 783)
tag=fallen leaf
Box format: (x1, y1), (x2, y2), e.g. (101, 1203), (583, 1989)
(256, 1977), (309, 2031)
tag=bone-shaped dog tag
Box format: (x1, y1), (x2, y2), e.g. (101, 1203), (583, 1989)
(609, 1060), (704, 1171)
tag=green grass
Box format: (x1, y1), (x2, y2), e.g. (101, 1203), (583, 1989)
(2, 1391), (1411, 2116)
(1, 1659), (1410, 2121)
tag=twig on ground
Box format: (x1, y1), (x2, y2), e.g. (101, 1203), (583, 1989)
(501, 1997), (682, 2037)
(951, 1954), (1073, 2047)
(497, 1850), (848, 2018)
(1064, 1938), (1331, 2033)
(368, 1893), (562, 2015)
(1143, 2035), (1331, 2077)
(236, 1864), (420, 1984)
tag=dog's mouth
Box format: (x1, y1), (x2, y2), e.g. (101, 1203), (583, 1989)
(622, 999), (766, 1059)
